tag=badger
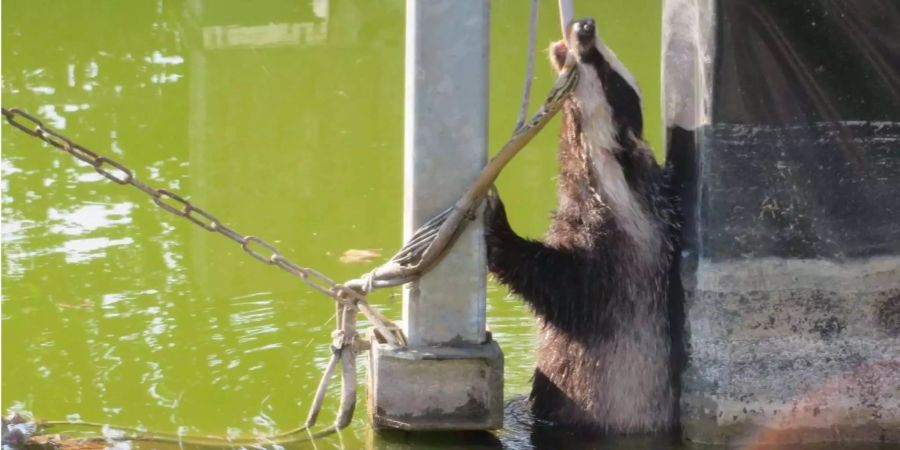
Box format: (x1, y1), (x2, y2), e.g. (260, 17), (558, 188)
(485, 18), (679, 433)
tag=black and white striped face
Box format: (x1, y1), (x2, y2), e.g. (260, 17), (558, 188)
(551, 18), (644, 151)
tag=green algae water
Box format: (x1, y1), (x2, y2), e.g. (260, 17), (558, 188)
(2, 1), (664, 448)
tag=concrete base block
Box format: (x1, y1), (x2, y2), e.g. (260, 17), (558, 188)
(367, 332), (504, 431)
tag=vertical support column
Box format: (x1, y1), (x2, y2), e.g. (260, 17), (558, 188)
(665, 0), (900, 445)
(367, 0), (503, 431)
(402, 0), (489, 347)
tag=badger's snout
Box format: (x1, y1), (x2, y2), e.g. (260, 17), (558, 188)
(573, 18), (595, 43)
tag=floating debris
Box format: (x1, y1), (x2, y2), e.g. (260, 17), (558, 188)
(26, 434), (106, 450)
(339, 248), (381, 264)
(57, 302), (93, 310)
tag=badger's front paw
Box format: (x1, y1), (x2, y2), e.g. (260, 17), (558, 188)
(483, 188), (516, 271)
(484, 189), (512, 237)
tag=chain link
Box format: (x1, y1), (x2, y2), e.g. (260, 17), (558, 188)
(1, 107), (361, 309)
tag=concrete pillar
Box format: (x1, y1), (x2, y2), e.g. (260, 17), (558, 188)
(367, 0), (503, 431)
(664, 0), (900, 445)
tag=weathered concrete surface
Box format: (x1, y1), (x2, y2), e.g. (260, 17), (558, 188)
(680, 258), (900, 444)
(368, 335), (504, 430)
(664, 0), (900, 444)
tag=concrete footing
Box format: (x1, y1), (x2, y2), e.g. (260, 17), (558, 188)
(367, 331), (504, 431)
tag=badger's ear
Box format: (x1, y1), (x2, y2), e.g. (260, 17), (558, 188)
(549, 40), (570, 73)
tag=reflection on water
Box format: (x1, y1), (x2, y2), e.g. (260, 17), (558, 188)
(47, 203), (135, 236)
(2, 1), (669, 449)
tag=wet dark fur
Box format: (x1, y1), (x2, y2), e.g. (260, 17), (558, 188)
(485, 20), (680, 433)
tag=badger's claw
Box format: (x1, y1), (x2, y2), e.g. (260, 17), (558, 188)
(483, 187), (516, 253)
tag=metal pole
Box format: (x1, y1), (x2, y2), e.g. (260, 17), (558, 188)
(402, 0), (489, 347)
(367, 0), (503, 431)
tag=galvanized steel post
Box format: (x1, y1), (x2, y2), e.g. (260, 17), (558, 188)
(402, 1), (488, 348)
(367, 0), (504, 431)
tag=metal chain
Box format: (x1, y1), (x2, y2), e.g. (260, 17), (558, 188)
(0, 107), (398, 340)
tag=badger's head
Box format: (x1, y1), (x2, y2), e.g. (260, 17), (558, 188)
(550, 18), (644, 151)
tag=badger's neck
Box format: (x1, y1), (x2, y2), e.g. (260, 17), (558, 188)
(555, 63), (662, 261)
(586, 140), (661, 261)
